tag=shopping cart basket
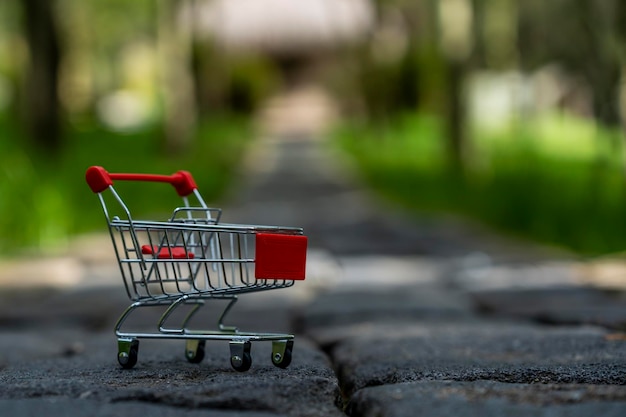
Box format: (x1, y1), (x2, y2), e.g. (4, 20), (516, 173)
(85, 166), (307, 371)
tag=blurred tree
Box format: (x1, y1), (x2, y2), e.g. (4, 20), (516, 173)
(362, 0), (497, 175)
(437, 0), (475, 176)
(571, 0), (621, 129)
(357, 1), (427, 119)
(20, 0), (63, 152)
(157, 0), (197, 153)
(518, 0), (623, 129)
(517, 0), (626, 211)
(190, 44), (279, 116)
(470, 0), (487, 67)
(57, 0), (157, 120)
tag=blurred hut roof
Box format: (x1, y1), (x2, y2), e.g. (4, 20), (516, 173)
(189, 0), (375, 56)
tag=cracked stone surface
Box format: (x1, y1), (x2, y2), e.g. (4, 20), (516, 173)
(321, 321), (626, 396)
(297, 283), (626, 415)
(347, 381), (626, 417)
(0, 299), (343, 417)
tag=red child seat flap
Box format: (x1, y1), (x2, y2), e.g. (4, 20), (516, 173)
(141, 245), (195, 259)
(255, 233), (307, 280)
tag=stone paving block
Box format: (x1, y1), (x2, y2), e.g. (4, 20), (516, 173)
(0, 287), (129, 331)
(295, 284), (483, 353)
(0, 286), (342, 417)
(314, 321), (626, 396)
(0, 398), (284, 417)
(471, 287), (626, 330)
(296, 285), (474, 332)
(331, 256), (443, 288)
(0, 336), (342, 417)
(453, 261), (582, 292)
(0, 284), (306, 336)
(347, 381), (626, 417)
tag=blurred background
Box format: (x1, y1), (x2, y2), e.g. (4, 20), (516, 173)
(0, 0), (625, 257)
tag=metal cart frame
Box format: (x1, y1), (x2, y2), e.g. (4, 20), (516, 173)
(86, 166), (307, 371)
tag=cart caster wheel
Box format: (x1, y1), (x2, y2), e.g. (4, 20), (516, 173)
(231, 352), (252, 372)
(271, 340), (293, 369)
(229, 341), (252, 372)
(118, 338), (139, 369)
(185, 339), (206, 364)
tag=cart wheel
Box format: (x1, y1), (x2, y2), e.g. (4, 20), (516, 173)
(229, 341), (252, 372)
(118, 338), (139, 369)
(231, 351), (252, 372)
(271, 340), (293, 369)
(185, 339), (206, 364)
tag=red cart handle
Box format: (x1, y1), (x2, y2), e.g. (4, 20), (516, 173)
(86, 166), (198, 197)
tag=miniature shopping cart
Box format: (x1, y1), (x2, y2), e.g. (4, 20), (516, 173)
(85, 166), (307, 371)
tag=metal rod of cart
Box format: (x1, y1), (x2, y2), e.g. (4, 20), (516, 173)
(85, 166), (307, 371)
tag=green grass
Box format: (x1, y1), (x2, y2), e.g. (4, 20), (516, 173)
(0, 114), (252, 255)
(335, 112), (626, 255)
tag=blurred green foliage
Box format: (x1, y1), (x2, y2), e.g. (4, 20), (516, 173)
(0, 0), (272, 255)
(336, 113), (626, 255)
(0, 114), (251, 255)
(2, 0), (625, 259)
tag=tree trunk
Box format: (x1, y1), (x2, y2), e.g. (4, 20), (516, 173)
(21, 0), (62, 152)
(614, 0), (626, 187)
(445, 60), (467, 176)
(588, 65), (622, 129)
(157, 0), (197, 154)
(578, 0), (622, 130)
(470, 0), (487, 67)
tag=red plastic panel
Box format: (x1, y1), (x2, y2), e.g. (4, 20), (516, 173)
(255, 233), (307, 280)
(141, 245), (195, 259)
